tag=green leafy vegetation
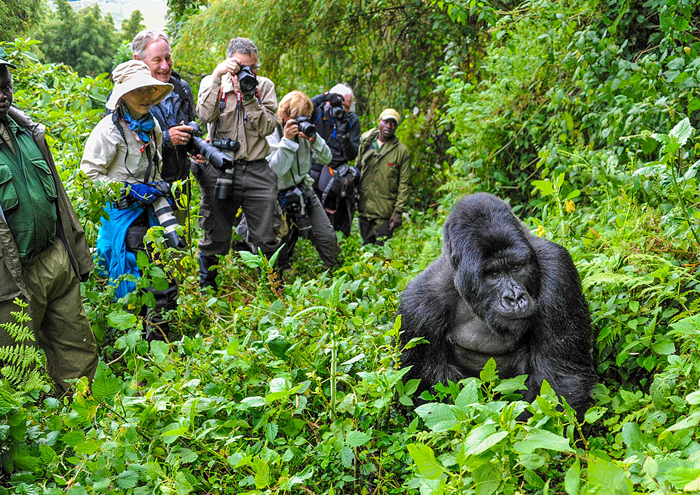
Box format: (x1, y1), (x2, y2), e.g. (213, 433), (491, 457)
(4, 0), (700, 492)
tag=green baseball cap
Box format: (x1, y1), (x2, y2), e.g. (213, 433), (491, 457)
(0, 47), (17, 69)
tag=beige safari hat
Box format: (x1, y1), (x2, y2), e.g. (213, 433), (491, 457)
(379, 108), (401, 125)
(106, 60), (173, 111)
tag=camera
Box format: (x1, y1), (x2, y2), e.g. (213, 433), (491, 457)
(211, 138), (240, 152)
(294, 116), (316, 139)
(330, 103), (345, 120)
(184, 122), (238, 200)
(284, 187), (313, 238)
(237, 65), (258, 95)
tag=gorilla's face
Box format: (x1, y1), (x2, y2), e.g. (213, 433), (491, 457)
(444, 198), (541, 339)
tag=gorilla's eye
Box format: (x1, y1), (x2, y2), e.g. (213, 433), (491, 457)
(511, 263), (524, 271)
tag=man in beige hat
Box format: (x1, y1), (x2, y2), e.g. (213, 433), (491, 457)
(0, 47), (98, 393)
(356, 108), (412, 245)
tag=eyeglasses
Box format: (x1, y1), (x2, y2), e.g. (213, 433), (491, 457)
(130, 86), (158, 97)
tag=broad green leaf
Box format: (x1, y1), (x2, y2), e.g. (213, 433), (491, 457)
(150, 340), (170, 364)
(479, 358), (498, 382)
(513, 429), (572, 454)
(415, 402), (457, 432)
(665, 411), (700, 432)
(241, 396), (266, 408)
(107, 311), (137, 330)
(565, 459), (580, 495)
(92, 479), (111, 492)
(669, 118), (693, 146)
(116, 470), (138, 489)
(60, 431), (86, 447)
(493, 375), (527, 394)
(407, 443), (443, 480)
(92, 364), (122, 402)
(463, 423), (497, 453)
(588, 455), (632, 495)
(269, 377), (289, 393)
(340, 445), (354, 468)
(455, 380), (479, 409)
(346, 430), (371, 448)
(532, 180), (554, 196)
(265, 422), (278, 442)
(175, 472), (193, 495)
(473, 463), (501, 495)
(471, 431), (508, 455)
(252, 457), (271, 489)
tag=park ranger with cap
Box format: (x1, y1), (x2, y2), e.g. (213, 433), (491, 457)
(0, 47), (98, 393)
(356, 108), (412, 245)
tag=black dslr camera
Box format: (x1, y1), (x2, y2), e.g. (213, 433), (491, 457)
(294, 116), (316, 139)
(184, 122), (239, 200)
(284, 187), (314, 238)
(328, 94), (346, 120)
(237, 65), (258, 95)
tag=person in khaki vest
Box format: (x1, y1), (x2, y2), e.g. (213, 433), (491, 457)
(194, 37), (279, 290)
(0, 48), (97, 394)
(356, 108), (412, 245)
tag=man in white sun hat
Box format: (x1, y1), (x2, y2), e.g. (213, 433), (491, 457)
(81, 60), (179, 340)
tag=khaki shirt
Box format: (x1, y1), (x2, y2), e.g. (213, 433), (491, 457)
(81, 114), (163, 184)
(196, 73), (278, 162)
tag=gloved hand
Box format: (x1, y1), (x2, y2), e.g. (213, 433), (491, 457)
(148, 181), (172, 196)
(389, 212), (403, 231)
(323, 92), (343, 105)
(123, 182), (163, 205)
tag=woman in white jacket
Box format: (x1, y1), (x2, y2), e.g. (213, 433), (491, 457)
(266, 91), (341, 270)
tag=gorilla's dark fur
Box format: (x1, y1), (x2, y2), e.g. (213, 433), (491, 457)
(397, 193), (596, 417)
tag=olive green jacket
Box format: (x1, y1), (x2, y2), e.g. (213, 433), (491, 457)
(0, 107), (93, 303)
(356, 128), (412, 221)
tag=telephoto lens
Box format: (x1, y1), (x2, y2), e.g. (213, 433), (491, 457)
(153, 197), (182, 248)
(295, 116), (316, 139)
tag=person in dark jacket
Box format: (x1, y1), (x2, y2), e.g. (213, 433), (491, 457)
(309, 83), (361, 237)
(356, 108), (412, 245)
(0, 48), (98, 394)
(132, 30), (196, 185)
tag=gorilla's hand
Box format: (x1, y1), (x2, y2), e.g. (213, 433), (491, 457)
(389, 212), (403, 231)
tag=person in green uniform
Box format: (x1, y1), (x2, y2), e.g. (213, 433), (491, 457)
(0, 47), (98, 394)
(356, 108), (412, 245)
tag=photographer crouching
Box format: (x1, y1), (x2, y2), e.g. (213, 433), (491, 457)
(194, 37), (279, 290)
(81, 60), (181, 340)
(268, 91), (340, 271)
(310, 84), (361, 237)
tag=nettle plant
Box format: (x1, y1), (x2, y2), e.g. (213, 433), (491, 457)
(633, 118), (700, 247)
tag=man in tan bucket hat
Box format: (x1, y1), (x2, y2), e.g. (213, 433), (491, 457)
(0, 46), (98, 393)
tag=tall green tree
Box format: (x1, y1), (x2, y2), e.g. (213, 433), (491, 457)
(121, 9), (146, 43)
(35, 0), (119, 76)
(0, 0), (47, 42)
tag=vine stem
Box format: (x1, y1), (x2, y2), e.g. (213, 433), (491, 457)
(669, 151), (700, 247)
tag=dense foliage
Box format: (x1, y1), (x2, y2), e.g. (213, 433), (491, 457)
(3, 0), (700, 493)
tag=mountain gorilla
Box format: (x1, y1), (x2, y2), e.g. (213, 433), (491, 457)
(397, 193), (596, 418)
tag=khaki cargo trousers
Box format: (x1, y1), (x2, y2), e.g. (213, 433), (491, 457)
(0, 241), (98, 394)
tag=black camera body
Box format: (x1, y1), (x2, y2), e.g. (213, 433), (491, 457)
(284, 187), (314, 238)
(294, 116), (316, 139)
(184, 122), (238, 200)
(237, 65), (258, 95)
(330, 104), (345, 120)
(211, 138), (240, 152)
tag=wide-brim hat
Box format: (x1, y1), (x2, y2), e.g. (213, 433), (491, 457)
(106, 60), (173, 111)
(0, 47), (17, 69)
(379, 108), (401, 125)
